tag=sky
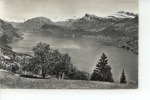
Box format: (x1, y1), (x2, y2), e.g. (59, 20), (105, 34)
(0, 0), (138, 22)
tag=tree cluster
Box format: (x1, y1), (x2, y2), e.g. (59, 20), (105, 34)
(23, 42), (89, 80)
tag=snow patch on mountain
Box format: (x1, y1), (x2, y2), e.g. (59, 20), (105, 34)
(107, 11), (136, 19)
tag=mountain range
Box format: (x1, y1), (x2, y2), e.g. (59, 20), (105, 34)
(56, 11), (137, 31)
(1, 11), (138, 54)
(15, 11), (137, 30)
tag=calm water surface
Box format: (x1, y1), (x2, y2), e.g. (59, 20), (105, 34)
(8, 32), (138, 82)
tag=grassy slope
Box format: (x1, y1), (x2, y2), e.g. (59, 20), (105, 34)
(0, 70), (138, 89)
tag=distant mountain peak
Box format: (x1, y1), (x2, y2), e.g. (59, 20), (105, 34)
(84, 13), (100, 18)
(85, 13), (92, 17)
(25, 16), (53, 23)
(18, 16), (54, 29)
(81, 13), (103, 22)
(108, 11), (136, 19)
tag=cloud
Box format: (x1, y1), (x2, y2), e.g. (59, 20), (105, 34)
(0, 0), (138, 22)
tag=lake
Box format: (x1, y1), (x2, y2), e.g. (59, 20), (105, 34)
(8, 32), (138, 82)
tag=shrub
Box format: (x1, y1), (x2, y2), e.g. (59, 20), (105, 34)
(68, 66), (90, 80)
(11, 64), (19, 73)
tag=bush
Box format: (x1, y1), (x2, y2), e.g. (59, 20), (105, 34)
(0, 62), (6, 70)
(0, 62), (4, 69)
(11, 64), (19, 73)
(68, 66), (90, 80)
(129, 80), (137, 85)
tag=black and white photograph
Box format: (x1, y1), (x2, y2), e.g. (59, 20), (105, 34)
(0, 0), (138, 89)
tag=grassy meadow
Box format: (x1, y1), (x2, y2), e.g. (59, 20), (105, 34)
(0, 70), (138, 89)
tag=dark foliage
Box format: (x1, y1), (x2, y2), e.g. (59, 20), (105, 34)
(68, 66), (90, 80)
(90, 53), (114, 82)
(20, 74), (48, 79)
(120, 69), (127, 84)
(11, 64), (19, 73)
(23, 42), (90, 80)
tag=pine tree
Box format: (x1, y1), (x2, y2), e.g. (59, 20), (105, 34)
(120, 69), (127, 83)
(90, 53), (114, 82)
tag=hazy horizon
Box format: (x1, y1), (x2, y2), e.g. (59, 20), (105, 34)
(0, 0), (138, 22)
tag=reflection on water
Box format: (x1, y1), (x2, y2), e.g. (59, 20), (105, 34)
(8, 32), (138, 82)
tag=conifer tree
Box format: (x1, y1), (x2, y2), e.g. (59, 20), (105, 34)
(91, 53), (114, 82)
(120, 69), (127, 83)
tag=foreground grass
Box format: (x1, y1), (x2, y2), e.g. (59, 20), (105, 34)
(0, 71), (138, 89)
